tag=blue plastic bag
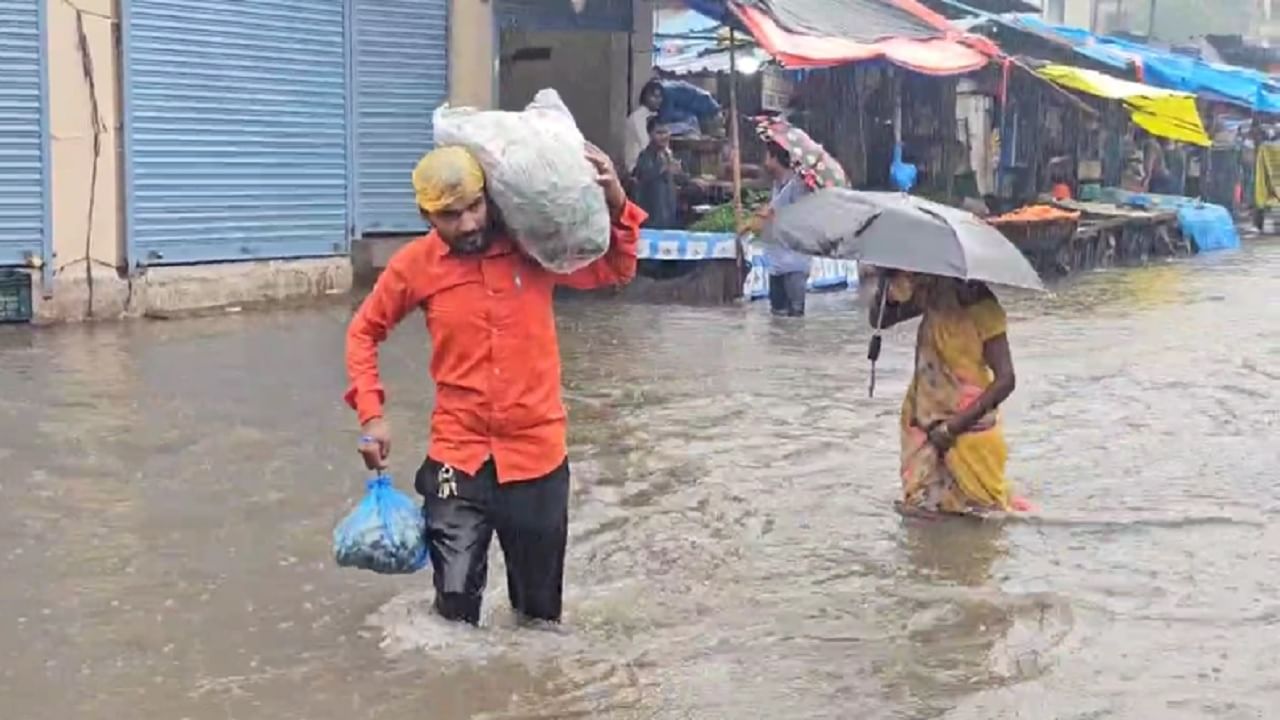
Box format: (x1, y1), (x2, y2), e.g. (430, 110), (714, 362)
(889, 143), (918, 193)
(332, 473), (428, 574)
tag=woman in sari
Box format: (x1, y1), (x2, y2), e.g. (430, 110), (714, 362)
(869, 271), (1019, 515)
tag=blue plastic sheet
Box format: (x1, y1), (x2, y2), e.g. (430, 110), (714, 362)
(1013, 16), (1280, 114)
(1084, 187), (1241, 253)
(1177, 204), (1240, 252)
(333, 474), (428, 575)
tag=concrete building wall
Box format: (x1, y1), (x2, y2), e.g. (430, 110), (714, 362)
(630, 0), (655, 112)
(450, 0), (496, 108)
(496, 29), (641, 164)
(46, 0), (122, 276)
(495, 1), (654, 164)
(1061, 0), (1094, 29)
(499, 30), (623, 156)
(1148, 0), (1254, 42)
(1052, 0), (1264, 42)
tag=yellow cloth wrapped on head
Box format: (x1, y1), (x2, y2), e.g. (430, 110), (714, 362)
(412, 146), (485, 213)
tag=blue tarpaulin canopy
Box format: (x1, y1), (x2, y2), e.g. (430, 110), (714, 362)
(1012, 15), (1280, 114)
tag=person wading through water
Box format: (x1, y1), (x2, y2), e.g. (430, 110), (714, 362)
(869, 270), (1029, 517)
(749, 116), (847, 317)
(345, 145), (644, 624)
(758, 140), (813, 317)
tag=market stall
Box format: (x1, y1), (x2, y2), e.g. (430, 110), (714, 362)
(989, 201), (1190, 277)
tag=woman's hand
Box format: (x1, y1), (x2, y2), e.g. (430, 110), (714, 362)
(926, 421), (955, 453)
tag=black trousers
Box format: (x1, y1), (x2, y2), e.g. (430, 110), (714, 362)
(415, 457), (569, 625)
(768, 271), (808, 317)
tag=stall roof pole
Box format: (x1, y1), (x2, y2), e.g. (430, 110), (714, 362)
(893, 69), (903, 145)
(729, 28), (744, 233)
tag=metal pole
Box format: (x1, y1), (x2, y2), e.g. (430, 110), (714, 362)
(893, 69), (903, 146)
(1147, 0), (1158, 39)
(729, 28), (744, 234)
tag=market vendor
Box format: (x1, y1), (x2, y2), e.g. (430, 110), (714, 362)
(1142, 133), (1170, 193)
(1047, 155), (1073, 201)
(655, 79), (723, 136)
(345, 145), (644, 626)
(1121, 130), (1147, 192)
(626, 79), (724, 180)
(1151, 139), (1185, 196)
(624, 81), (665, 174)
(632, 116), (683, 229)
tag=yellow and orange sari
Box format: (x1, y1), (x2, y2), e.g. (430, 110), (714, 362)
(899, 294), (1010, 514)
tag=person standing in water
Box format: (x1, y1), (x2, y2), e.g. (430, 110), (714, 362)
(760, 141), (812, 317)
(345, 145), (643, 625)
(869, 271), (1020, 515)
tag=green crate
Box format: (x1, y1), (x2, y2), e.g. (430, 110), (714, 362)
(0, 270), (33, 323)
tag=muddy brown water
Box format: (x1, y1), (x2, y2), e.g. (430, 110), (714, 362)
(1, 243), (1277, 719)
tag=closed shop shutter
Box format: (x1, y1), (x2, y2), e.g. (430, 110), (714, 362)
(351, 0), (449, 234)
(121, 0), (348, 266)
(496, 0), (633, 32)
(0, 0), (49, 266)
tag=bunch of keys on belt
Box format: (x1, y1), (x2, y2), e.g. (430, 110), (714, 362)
(436, 465), (458, 499)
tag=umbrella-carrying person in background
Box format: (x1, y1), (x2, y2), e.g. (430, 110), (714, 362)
(750, 117), (847, 317)
(761, 190), (1041, 516)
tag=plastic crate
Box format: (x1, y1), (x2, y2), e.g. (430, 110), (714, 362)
(0, 270), (34, 323)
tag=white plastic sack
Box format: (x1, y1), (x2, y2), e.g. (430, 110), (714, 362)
(434, 89), (610, 274)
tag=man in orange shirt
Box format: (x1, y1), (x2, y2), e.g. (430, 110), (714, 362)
(345, 145), (644, 625)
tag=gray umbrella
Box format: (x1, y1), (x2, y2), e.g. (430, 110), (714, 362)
(761, 189), (1046, 291)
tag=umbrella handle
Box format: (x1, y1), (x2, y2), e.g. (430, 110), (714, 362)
(868, 280), (889, 398)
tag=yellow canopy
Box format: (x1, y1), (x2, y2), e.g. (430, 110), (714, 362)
(1037, 64), (1211, 147)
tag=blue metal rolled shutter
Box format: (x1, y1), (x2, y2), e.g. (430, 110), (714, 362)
(121, 0), (348, 266)
(351, 0), (449, 234)
(0, 0), (49, 267)
(496, 0), (633, 31)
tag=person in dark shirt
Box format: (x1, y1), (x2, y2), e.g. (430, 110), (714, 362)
(631, 117), (682, 229)
(653, 79), (722, 137)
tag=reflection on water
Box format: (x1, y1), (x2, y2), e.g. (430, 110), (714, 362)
(1, 244), (1278, 719)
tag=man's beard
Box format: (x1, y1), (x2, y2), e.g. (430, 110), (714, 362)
(445, 230), (491, 255)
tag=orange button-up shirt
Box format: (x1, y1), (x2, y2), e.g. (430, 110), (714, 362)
(345, 202), (644, 483)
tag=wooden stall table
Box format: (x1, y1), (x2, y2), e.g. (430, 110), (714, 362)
(989, 202), (1189, 278)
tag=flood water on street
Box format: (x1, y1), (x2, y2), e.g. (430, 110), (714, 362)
(2, 242), (1278, 719)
